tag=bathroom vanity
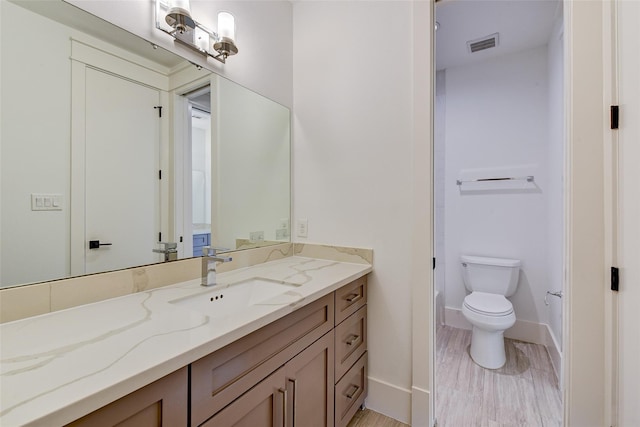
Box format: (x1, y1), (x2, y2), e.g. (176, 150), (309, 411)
(0, 256), (370, 426)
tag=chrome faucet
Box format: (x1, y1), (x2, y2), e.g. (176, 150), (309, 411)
(201, 246), (232, 287)
(153, 242), (178, 262)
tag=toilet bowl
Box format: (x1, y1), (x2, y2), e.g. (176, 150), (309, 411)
(462, 291), (516, 369)
(460, 255), (521, 369)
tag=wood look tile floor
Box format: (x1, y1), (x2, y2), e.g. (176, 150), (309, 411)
(436, 325), (562, 427)
(347, 408), (409, 427)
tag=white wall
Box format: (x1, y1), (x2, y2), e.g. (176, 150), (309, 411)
(215, 77), (290, 249)
(66, 0), (293, 109)
(443, 46), (551, 326)
(293, 1), (414, 422)
(1, 1), (73, 286)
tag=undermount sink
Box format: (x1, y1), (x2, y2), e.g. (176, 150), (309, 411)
(171, 278), (301, 318)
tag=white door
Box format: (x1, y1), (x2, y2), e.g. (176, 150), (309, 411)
(617, 0), (640, 424)
(84, 67), (161, 274)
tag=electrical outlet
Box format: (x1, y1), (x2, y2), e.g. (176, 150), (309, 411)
(276, 228), (288, 240)
(249, 231), (264, 242)
(279, 218), (290, 230)
(296, 219), (308, 238)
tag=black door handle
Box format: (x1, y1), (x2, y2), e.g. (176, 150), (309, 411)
(89, 240), (113, 249)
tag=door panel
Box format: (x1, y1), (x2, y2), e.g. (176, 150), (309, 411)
(617, 0), (640, 424)
(285, 331), (334, 427)
(201, 367), (285, 427)
(84, 68), (161, 273)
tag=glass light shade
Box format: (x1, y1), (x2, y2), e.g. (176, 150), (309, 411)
(167, 0), (192, 17)
(218, 12), (235, 41)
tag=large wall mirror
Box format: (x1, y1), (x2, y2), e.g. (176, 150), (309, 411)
(0, 0), (291, 289)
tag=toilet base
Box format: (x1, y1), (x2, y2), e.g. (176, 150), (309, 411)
(469, 326), (506, 369)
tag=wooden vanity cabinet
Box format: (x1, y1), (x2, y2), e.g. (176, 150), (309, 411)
(202, 331), (335, 427)
(66, 275), (368, 427)
(191, 293), (334, 426)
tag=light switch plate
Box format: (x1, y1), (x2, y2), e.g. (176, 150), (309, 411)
(31, 194), (63, 211)
(296, 219), (308, 238)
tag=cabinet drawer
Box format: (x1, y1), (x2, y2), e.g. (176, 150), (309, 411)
(335, 352), (367, 427)
(190, 294), (334, 426)
(193, 233), (210, 246)
(335, 305), (367, 382)
(335, 276), (367, 325)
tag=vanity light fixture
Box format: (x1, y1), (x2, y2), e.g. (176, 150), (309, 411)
(165, 0), (195, 34)
(155, 0), (238, 64)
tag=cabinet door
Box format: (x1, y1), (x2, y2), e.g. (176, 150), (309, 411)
(201, 367), (286, 427)
(66, 368), (188, 427)
(191, 294), (333, 426)
(285, 331), (335, 427)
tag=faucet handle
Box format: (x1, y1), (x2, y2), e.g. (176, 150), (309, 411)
(153, 242), (177, 253)
(158, 242), (177, 250)
(202, 246), (230, 257)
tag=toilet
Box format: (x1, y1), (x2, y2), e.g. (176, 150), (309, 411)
(460, 255), (521, 369)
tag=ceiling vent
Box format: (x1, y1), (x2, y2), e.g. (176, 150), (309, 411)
(467, 33), (500, 53)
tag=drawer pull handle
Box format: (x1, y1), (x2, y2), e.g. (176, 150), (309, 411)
(288, 378), (297, 424)
(345, 334), (360, 346)
(279, 388), (288, 427)
(344, 293), (362, 303)
(345, 385), (360, 399)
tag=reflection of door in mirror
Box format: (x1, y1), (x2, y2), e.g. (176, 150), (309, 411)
(81, 68), (162, 274)
(69, 43), (165, 276)
(188, 87), (212, 258)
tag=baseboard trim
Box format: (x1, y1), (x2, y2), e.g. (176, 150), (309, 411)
(545, 325), (562, 382)
(444, 307), (562, 376)
(365, 376), (411, 425)
(411, 386), (432, 427)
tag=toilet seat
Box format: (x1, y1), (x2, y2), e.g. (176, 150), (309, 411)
(463, 292), (513, 317)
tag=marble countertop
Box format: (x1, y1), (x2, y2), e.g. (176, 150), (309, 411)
(0, 256), (371, 426)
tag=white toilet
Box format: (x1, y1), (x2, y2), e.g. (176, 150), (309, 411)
(460, 255), (521, 369)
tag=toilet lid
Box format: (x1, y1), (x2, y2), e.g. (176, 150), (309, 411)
(464, 292), (513, 316)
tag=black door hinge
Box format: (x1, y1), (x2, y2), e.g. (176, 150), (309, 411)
(611, 105), (619, 129)
(159, 170), (162, 180)
(154, 106), (163, 117)
(158, 232), (162, 242)
(179, 236), (183, 243)
(611, 266), (619, 291)
(433, 257), (436, 270)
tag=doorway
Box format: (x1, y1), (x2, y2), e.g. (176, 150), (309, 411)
(180, 85), (213, 259)
(433, 0), (565, 425)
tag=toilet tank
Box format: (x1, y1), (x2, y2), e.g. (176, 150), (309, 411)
(460, 255), (521, 297)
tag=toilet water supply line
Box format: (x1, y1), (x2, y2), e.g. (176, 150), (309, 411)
(545, 290), (563, 305)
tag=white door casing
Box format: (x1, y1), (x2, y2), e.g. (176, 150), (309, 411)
(616, 0), (640, 424)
